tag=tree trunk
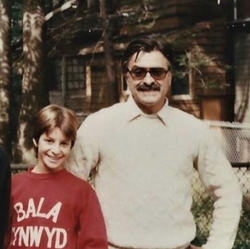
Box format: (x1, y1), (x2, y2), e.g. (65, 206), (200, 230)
(16, 0), (49, 163)
(0, 0), (11, 155)
(99, 0), (119, 105)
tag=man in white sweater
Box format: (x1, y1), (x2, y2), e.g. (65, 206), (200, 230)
(67, 36), (242, 249)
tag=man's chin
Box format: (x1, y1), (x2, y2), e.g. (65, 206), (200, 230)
(139, 94), (160, 104)
(138, 90), (160, 97)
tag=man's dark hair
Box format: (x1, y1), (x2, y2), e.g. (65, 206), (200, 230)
(122, 36), (173, 73)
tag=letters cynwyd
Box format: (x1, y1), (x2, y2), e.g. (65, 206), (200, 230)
(12, 226), (67, 248)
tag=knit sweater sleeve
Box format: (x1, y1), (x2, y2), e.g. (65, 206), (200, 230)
(67, 114), (100, 180)
(195, 125), (242, 249)
(78, 186), (108, 249)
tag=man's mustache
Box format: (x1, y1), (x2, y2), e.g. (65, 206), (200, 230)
(136, 83), (161, 91)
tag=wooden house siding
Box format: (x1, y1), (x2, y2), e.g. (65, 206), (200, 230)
(49, 89), (90, 123)
(90, 63), (112, 112)
(171, 99), (200, 118)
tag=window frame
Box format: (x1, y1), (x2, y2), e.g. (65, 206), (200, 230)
(49, 56), (86, 91)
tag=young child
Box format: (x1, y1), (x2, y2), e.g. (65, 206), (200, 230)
(7, 104), (108, 249)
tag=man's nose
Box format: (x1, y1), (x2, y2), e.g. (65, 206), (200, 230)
(143, 71), (154, 84)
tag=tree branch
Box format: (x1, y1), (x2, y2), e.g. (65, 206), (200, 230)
(45, 0), (78, 21)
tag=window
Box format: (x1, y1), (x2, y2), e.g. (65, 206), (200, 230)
(66, 58), (86, 90)
(48, 57), (86, 91)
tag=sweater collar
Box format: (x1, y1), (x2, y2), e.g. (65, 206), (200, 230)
(124, 95), (170, 126)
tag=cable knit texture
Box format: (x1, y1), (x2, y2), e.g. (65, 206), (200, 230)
(67, 96), (242, 249)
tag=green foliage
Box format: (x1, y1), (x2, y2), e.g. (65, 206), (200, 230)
(191, 195), (213, 245)
(191, 189), (250, 249)
(11, 0), (23, 44)
(233, 198), (250, 248)
(172, 50), (230, 91)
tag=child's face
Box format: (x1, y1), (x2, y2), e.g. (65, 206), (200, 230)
(35, 127), (72, 173)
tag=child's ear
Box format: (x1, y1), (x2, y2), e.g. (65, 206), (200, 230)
(33, 138), (38, 147)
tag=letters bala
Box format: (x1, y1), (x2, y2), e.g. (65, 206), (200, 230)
(11, 197), (67, 248)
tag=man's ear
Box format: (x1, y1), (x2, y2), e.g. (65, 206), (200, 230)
(168, 71), (172, 86)
(33, 138), (38, 147)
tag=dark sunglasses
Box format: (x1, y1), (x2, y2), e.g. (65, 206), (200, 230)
(127, 67), (170, 80)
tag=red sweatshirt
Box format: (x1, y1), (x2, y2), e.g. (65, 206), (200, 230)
(8, 168), (107, 249)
